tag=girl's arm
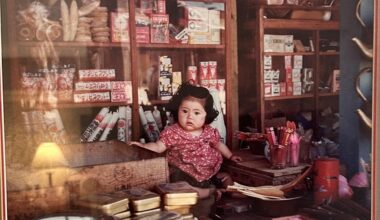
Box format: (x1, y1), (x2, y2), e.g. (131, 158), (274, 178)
(129, 140), (167, 153)
(214, 142), (242, 162)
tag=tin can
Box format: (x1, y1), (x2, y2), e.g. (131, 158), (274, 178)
(313, 158), (339, 204)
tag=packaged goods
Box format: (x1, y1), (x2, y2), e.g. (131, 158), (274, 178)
(99, 111), (119, 141)
(151, 14), (169, 43)
(111, 11), (129, 42)
(81, 107), (109, 142)
(155, 182), (198, 206)
(122, 188), (161, 212)
(76, 192), (129, 215)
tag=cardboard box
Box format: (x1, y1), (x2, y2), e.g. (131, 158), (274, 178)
(111, 12), (130, 43)
(185, 6), (209, 21)
(286, 82), (293, 96)
(272, 83), (280, 96)
(280, 82), (287, 96)
(264, 35), (293, 52)
(151, 14), (169, 43)
(264, 55), (272, 70)
(292, 68), (301, 82)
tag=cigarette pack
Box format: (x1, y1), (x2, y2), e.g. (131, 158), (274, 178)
(75, 81), (111, 92)
(285, 68), (293, 82)
(73, 91), (110, 103)
(156, 0), (166, 14)
(151, 14), (169, 43)
(76, 192), (129, 215)
(293, 55), (303, 69)
(78, 69), (116, 81)
(122, 188), (160, 212)
(292, 68), (301, 82)
(264, 83), (272, 97)
(155, 181), (198, 206)
(264, 55), (272, 70)
(186, 66), (198, 84)
(293, 81), (302, 95)
(111, 12), (130, 43)
(286, 82), (293, 96)
(189, 32), (209, 44)
(264, 70), (272, 83)
(136, 13), (150, 43)
(208, 61), (217, 79)
(272, 83), (280, 96)
(284, 55), (292, 69)
(199, 61), (209, 81)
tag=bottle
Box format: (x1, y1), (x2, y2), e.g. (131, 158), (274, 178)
(152, 106), (163, 130)
(117, 106), (126, 142)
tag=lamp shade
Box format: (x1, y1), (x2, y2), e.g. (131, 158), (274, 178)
(32, 142), (69, 169)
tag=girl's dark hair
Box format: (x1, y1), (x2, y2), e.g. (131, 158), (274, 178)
(167, 82), (219, 124)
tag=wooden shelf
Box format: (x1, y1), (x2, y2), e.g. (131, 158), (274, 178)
(30, 102), (129, 110)
(264, 94), (314, 101)
(137, 43), (225, 49)
(263, 19), (339, 30)
(18, 41), (131, 48)
(318, 92), (339, 97)
(264, 51), (315, 56)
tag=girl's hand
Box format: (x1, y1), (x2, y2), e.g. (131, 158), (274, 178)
(229, 154), (243, 163)
(128, 141), (143, 148)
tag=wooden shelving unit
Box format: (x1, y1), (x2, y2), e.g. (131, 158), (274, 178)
(237, 1), (340, 132)
(3, 0), (238, 154)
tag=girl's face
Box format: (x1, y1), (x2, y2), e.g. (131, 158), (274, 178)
(178, 97), (207, 134)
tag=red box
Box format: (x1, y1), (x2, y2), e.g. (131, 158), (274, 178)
(285, 68), (292, 82)
(286, 82), (293, 96)
(151, 14), (169, 43)
(199, 62), (209, 81)
(111, 12), (129, 43)
(136, 26), (150, 43)
(157, 0), (166, 14)
(111, 91), (132, 103)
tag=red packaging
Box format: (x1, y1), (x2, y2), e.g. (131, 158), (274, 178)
(199, 62), (209, 81)
(313, 158), (339, 205)
(285, 68), (293, 82)
(111, 91), (131, 103)
(208, 61), (217, 79)
(187, 66), (198, 84)
(151, 14), (169, 43)
(136, 27), (150, 43)
(157, 0), (166, 14)
(264, 83), (272, 97)
(111, 12), (130, 43)
(286, 82), (293, 96)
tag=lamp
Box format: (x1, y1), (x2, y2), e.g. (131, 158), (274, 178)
(32, 142), (68, 187)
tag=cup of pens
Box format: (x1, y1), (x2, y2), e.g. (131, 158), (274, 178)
(270, 144), (288, 169)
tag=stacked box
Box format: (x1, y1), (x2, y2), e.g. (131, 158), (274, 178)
(75, 191), (130, 216)
(151, 14), (169, 43)
(186, 6), (209, 44)
(121, 188), (161, 217)
(111, 81), (132, 103)
(159, 56), (173, 100)
(264, 34), (294, 52)
(155, 181), (198, 216)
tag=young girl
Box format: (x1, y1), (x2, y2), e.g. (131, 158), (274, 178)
(130, 83), (242, 199)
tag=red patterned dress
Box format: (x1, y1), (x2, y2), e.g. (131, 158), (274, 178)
(159, 123), (223, 182)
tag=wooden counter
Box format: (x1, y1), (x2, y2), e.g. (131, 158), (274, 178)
(224, 149), (309, 186)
